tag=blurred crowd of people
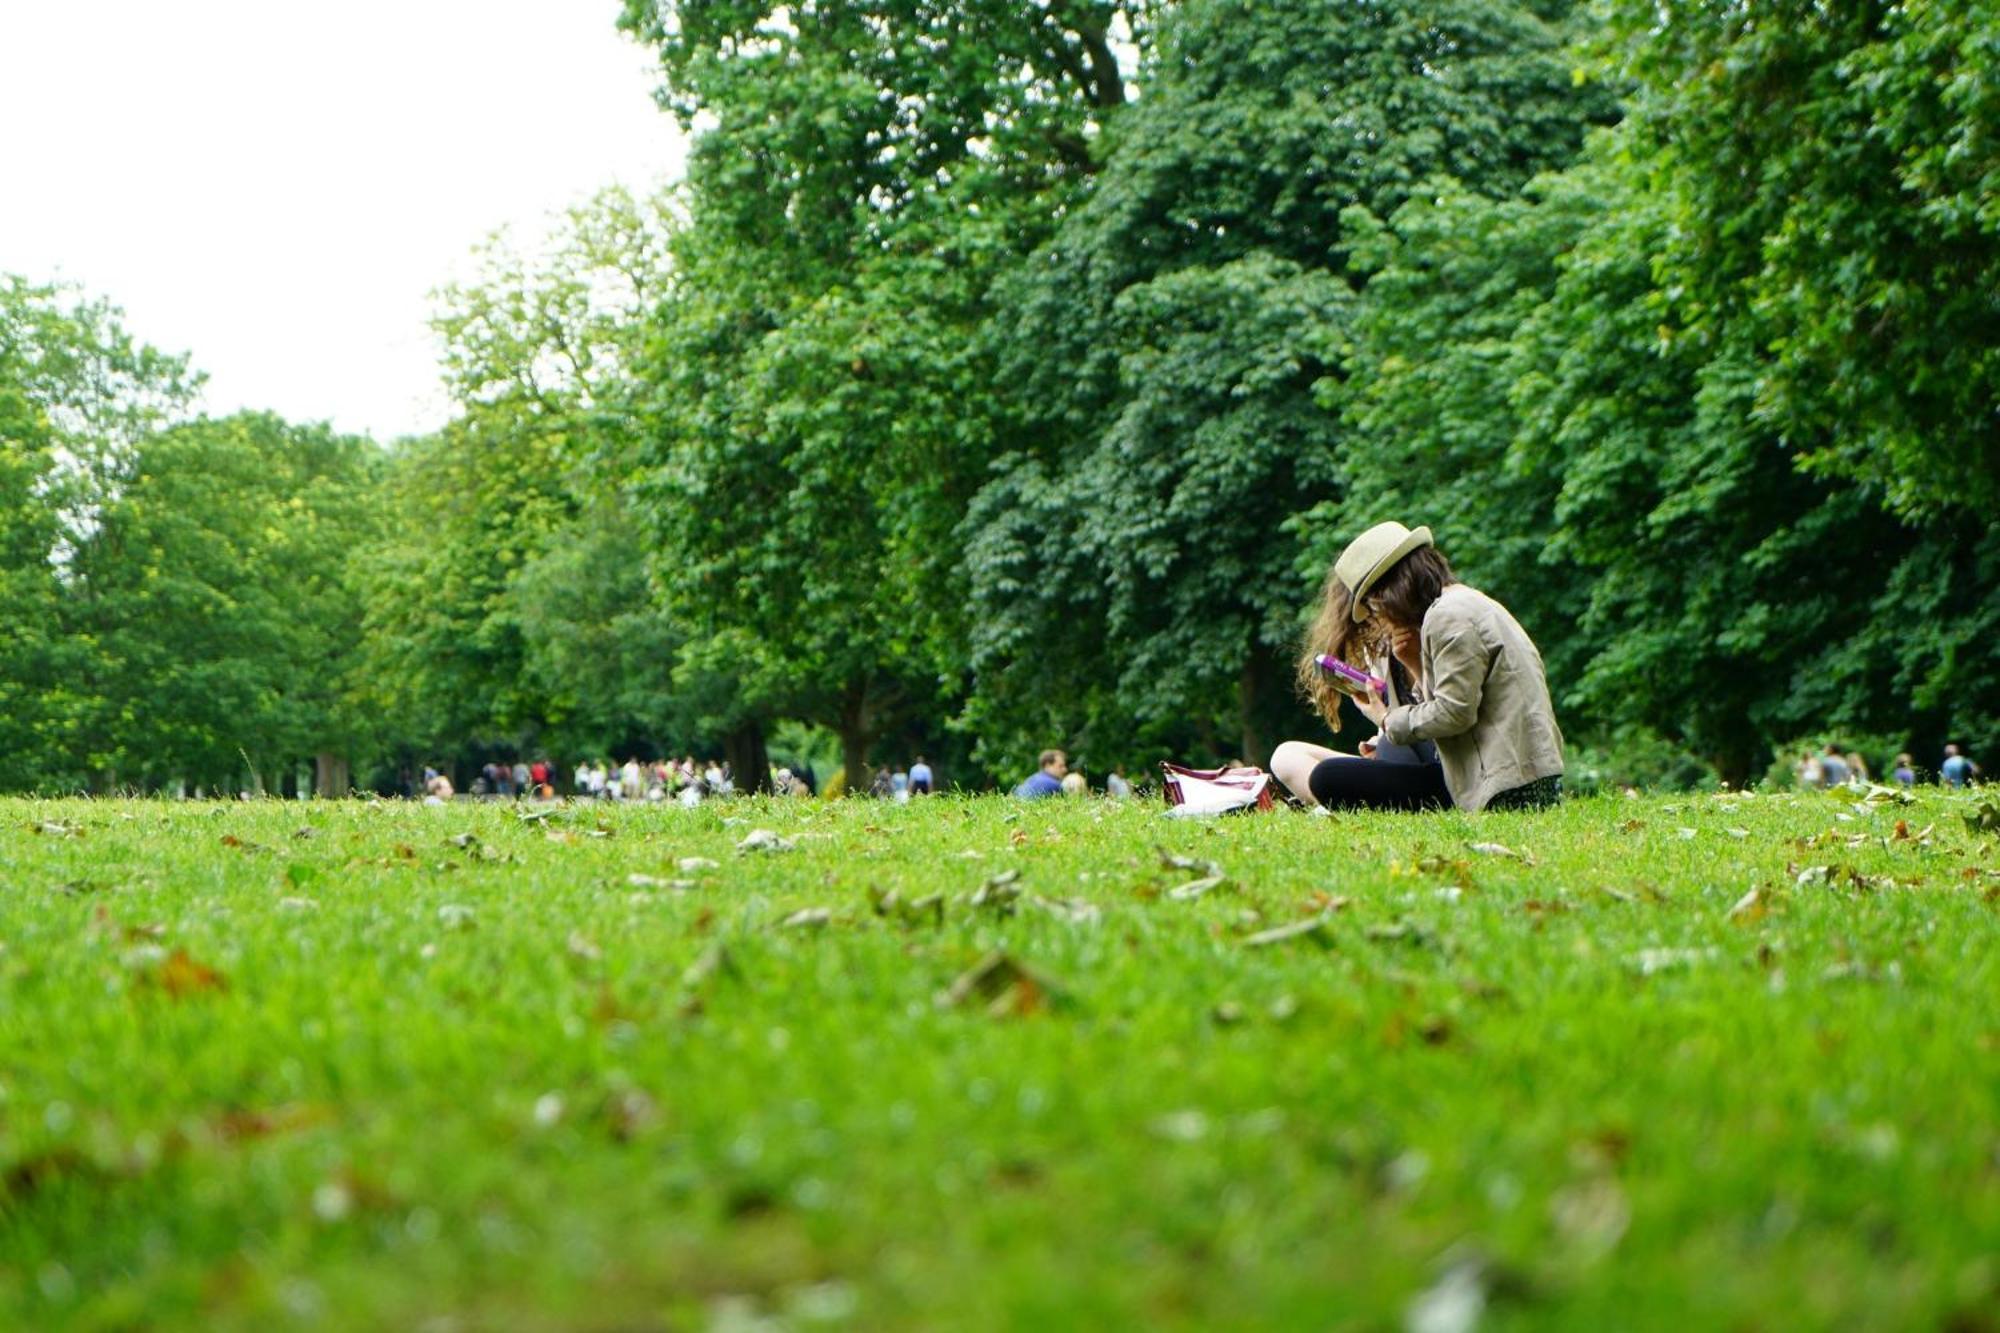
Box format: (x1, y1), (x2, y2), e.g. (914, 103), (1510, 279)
(412, 739), (1979, 806)
(1795, 742), (1982, 790)
(412, 748), (1155, 804)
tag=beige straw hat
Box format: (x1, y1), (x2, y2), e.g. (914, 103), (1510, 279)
(1333, 521), (1434, 622)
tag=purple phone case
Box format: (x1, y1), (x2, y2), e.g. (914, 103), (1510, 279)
(1315, 654), (1386, 697)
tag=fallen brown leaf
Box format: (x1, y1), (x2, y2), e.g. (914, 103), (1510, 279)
(936, 950), (1065, 1018)
(155, 949), (228, 998)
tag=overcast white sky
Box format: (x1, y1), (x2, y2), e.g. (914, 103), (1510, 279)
(0, 0), (686, 441)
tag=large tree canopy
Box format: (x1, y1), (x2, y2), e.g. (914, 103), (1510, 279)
(3, 0), (1994, 795)
(960, 0), (1613, 772)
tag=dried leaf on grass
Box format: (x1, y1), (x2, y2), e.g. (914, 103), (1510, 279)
(1406, 1252), (1489, 1333)
(1468, 841), (1533, 864)
(779, 907), (832, 931)
(869, 886), (947, 927)
(1365, 921), (1438, 948)
(627, 873), (698, 892)
(311, 1167), (399, 1222)
(1412, 855), (1474, 884)
(970, 869), (1022, 915)
(1625, 947), (1717, 976)
(737, 829), (796, 854)
(937, 950), (1065, 1018)
(681, 941), (733, 991)
(677, 941), (736, 1017)
(600, 1089), (658, 1143)
(1165, 874), (1228, 901)
(1028, 894), (1100, 925)
(1844, 783), (1915, 807)
(1242, 916), (1336, 950)
(1158, 849), (1223, 878)
(210, 1102), (329, 1143)
(1550, 1176), (1631, 1258)
(1726, 888), (1766, 923)
(1149, 1109), (1209, 1143)
(136, 948), (229, 998)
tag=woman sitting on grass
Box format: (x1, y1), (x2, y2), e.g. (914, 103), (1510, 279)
(1271, 522), (1565, 813)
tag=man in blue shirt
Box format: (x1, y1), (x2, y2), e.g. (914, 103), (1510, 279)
(1014, 749), (1067, 799)
(909, 756), (934, 795)
(1941, 744), (1980, 789)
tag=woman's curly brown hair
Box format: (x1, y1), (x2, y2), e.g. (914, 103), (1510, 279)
(1295, 547), (1455, 730)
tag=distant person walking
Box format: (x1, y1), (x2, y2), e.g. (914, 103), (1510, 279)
(1014, 750), (1067, 799)
(1941, 744), (1981, 789)
(1892, 753), (1916, 787)
(1818, 744), (1852, 788)
(909, 756), (934, 795)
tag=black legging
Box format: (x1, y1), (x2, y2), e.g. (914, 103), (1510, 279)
(1308, 754), (1451, 811)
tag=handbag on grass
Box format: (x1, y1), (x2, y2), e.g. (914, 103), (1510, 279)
(1159, 762), (1275, 815)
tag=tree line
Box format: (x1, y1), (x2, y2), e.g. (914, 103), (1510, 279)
(3, 0), (1993, 796)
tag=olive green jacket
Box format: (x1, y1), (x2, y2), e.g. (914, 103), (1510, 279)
(1381, 584), (1564, 811)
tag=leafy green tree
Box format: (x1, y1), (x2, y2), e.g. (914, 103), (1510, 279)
(1603, 0), (2000, 517)
(69, 412), (383, 792)
(357, 187), (679, 778)
(0, 410), (71, 791)
(620, 0), (1151, 789)
(0, 277), (197, 791)
(355, 413), (577, 771)
(964, 0), (1612, 770)
(1333, 136), (1999, 784)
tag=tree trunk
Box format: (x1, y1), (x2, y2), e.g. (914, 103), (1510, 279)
(315, 753), (350, 799)
(1712, 746), (1757, 791)
(839, 678), (872, 796)
(725, 722), (772, 795)
(1239, 650), (1271, 769)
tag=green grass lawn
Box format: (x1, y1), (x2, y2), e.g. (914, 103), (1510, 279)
(1, 789), (1996, 1331)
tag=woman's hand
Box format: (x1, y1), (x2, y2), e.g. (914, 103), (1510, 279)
(1359, 734), (1381, 760)
(1350, 684), (1389, 727)
(1390, 623), (1423, 679)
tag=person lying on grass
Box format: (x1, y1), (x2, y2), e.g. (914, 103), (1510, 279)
(1271, 522), (1565, 813)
